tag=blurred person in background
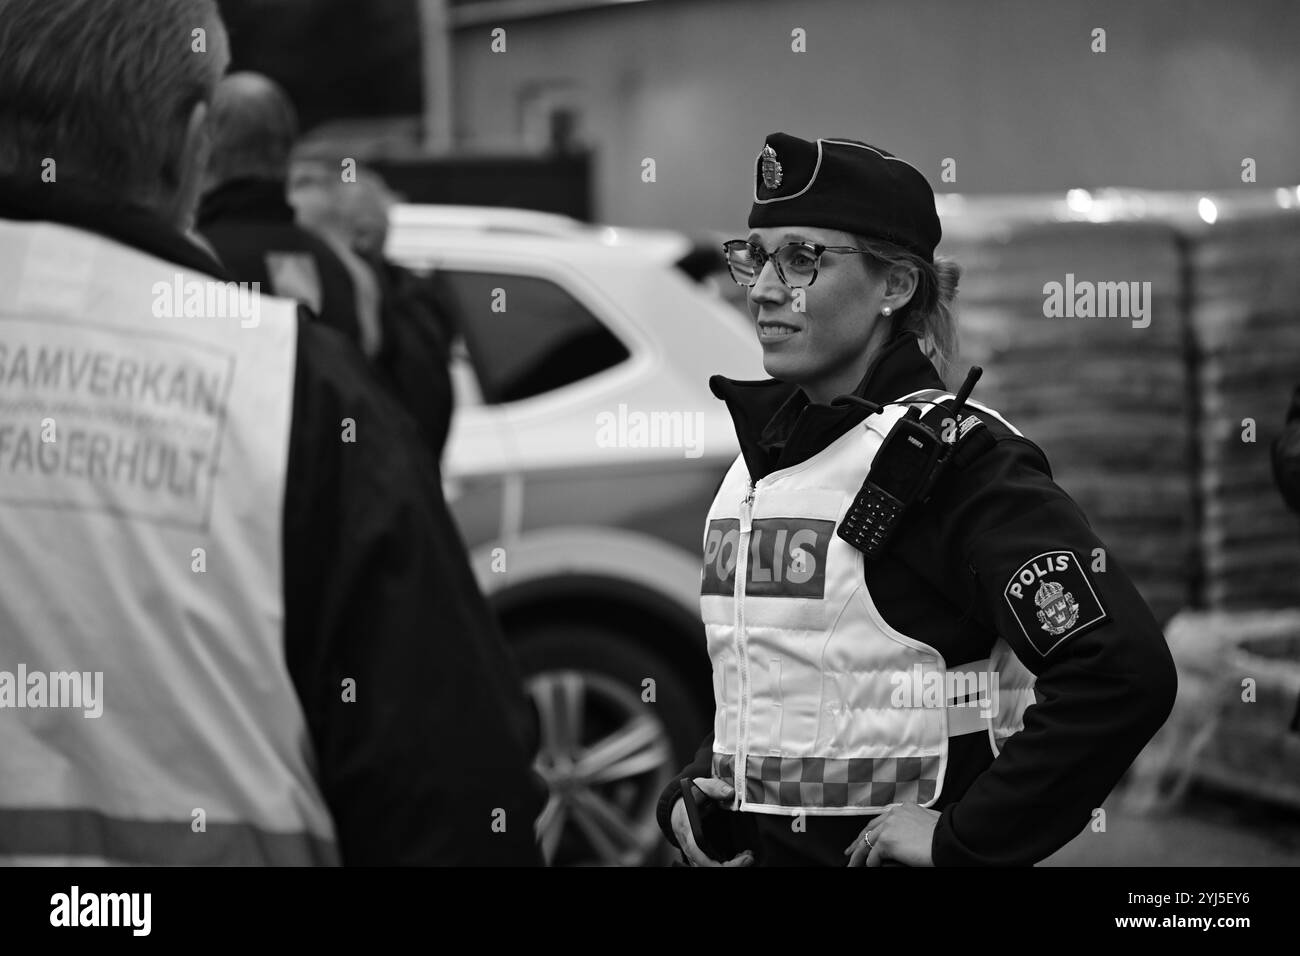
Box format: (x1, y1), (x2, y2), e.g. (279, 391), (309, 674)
(196, 72), (369, 356)
(1271, 384), (1300, 731)
(660, 133), (1176, 867)
(0, 0), (544, 865)
(1272, 384), (1300, 515)
(290, 162), (455, 461)
(283, 154), (384, 361)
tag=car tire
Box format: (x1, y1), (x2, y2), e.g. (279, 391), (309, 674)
(511, 623), (706, 867)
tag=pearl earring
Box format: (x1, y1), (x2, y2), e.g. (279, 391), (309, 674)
(881, 305), (893, 317)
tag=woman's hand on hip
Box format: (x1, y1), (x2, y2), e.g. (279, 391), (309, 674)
(844, 803), (939, 867)
(671, 777), (754, 867)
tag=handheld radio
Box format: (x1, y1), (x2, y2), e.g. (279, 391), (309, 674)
(835, 366), (983, 559)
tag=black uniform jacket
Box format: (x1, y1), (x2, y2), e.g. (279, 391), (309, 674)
(0, 177), (546, 866)
(367, 255), (456, 463)
(1272, 383), (1300, 514)
(197, 177), (363, 350)
(658, 331), (1177, 866)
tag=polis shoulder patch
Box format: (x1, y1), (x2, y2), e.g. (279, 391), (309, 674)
(918, 406), (993, 470)
(956, 412), (984, 440)
(1003, 550), (1108, 655)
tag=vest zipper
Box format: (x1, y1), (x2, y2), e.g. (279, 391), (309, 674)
(733, 479), (755, 810)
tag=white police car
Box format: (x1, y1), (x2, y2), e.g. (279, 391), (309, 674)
(386, 206), (762, 865)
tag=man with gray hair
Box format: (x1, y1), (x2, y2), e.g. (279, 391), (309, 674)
(0, 0), (545, 866)
(197, 72), (367, 355)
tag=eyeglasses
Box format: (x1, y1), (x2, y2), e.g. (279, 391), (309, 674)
(721, 239), (874, 289)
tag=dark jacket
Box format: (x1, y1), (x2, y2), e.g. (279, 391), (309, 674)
(1272, 385), (1300, 515)
(368, 255), (456, 463)
(658, 332), (1177, 866)
(1272, 387), (1300, 732)
(197, 178), (363, 351)
(0, 177), (546, 866)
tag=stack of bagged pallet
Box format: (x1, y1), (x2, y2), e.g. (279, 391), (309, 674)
(941, 219), (1192, 623)
(1190, 214), (1300, 609)
(1125, 609), (1300, 812)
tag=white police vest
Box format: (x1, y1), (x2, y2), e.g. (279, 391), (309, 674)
(0, 219), (339, 864)
(700, 390), (1037, 815)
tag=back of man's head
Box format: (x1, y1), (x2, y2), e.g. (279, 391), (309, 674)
(205, 72), (300, 188)
(0, 0), (230, 226)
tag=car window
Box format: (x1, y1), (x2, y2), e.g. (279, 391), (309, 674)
(432, 270), (630, 404)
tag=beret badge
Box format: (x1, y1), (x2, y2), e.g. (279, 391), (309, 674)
(760, 144), (783, 190)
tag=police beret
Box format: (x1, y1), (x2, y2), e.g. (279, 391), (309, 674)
(748, 132), (941, 263)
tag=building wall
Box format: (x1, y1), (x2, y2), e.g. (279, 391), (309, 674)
(450, 0), (1300, 231)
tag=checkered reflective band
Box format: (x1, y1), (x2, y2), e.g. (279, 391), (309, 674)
(712, 752), (939, 809)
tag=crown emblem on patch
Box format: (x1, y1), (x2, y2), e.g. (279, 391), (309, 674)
(760, 144), (783, 189)
(1034, 580), (1079, 636)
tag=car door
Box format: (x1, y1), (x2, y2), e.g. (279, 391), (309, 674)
(428, 257), (641, 539)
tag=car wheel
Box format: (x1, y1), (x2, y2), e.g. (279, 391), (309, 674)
(511, 623), (704, 867)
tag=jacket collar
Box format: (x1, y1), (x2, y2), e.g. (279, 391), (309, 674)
(709, 331), (946, 482)
(0, 175), (230, 279)
(196, 177), (295, 229)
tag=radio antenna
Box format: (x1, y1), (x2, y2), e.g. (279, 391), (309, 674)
(948, 366), (983, 419)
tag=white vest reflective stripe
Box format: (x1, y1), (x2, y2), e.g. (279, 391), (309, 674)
(700, 389), (1036, 816)
(0, 220), (338, 864)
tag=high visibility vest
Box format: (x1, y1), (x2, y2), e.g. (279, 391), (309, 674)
(0, 218), (339, 864)
(700, 389), (1037, 816)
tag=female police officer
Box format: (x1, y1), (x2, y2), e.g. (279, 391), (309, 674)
(657, 133), (1177, 867)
